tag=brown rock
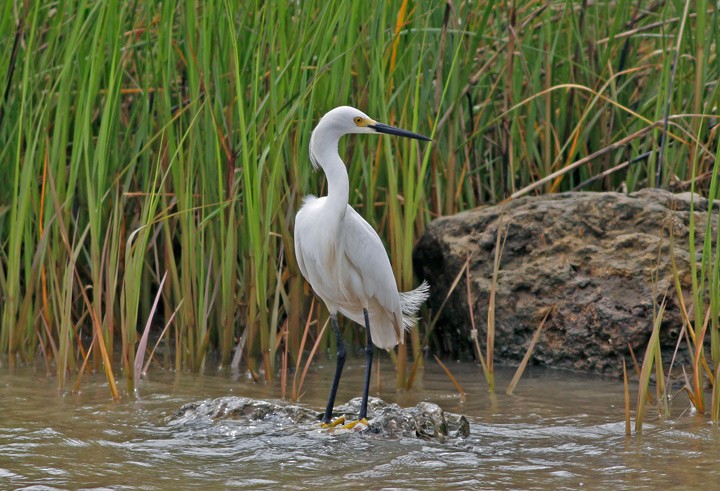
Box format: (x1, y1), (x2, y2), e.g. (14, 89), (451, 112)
(413, 189), (715, 376)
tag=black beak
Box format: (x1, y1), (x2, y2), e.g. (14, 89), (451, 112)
(371, 122), (432, 142)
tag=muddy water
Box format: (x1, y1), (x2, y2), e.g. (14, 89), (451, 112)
(2, 358), (719, 490)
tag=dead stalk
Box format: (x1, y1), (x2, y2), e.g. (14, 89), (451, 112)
(434, 355), (467, 400)
(506, 306), (554, 395)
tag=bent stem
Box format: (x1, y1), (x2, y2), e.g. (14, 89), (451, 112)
(506, 306), (554, 395)
(434, 354), (467, 400)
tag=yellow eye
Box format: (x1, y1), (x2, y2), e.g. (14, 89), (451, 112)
(353, 117), (364, 125)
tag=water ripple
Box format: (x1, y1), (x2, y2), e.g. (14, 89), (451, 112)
(2, 364), (720, 490)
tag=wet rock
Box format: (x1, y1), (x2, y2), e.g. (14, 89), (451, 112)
(413, 189), (717, 377)
(171, 396), (469, 440)
(173, 396), (320, 425)
(335, 397), (470, 441)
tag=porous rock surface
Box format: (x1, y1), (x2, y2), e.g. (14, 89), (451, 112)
(413, 189), (717, 377)
(171, 396), (469, 441)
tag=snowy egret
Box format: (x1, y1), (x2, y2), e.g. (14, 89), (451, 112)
(294, 106), (431, 427)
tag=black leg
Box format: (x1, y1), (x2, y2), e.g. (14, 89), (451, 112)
(322, 314), (346, 423)
(359, 308), (374, 420)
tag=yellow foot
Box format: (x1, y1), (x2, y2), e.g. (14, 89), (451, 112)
(320, 416), (368, 430)
(341, 417), (368, 430)
(321, 416), (346, 429)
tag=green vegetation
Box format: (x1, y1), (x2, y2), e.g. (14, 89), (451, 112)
(1, 0), (719, 423)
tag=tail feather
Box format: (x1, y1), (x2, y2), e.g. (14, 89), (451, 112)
(399, 280), (430, 330)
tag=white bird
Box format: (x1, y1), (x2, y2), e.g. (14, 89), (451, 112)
(294, 106), (431, 425)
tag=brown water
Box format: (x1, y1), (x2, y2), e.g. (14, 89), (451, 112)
(2, 358), (719, 490)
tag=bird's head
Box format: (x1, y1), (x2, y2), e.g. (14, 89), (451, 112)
(314, 106), (432, 141)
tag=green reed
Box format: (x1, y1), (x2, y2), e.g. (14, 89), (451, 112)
(630, 1), (720, 429)
(1, 1), (719, 402)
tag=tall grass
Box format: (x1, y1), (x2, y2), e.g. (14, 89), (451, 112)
(1, 1), (719, 400)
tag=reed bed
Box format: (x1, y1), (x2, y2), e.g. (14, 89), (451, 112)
(1, 0), (719, 414)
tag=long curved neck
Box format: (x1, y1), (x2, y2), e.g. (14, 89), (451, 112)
(310, 129), (349, 221)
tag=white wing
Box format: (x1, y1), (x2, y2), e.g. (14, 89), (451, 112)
(339, 206), (404, 349)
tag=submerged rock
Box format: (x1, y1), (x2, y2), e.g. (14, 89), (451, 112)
(171, 396), (469, 441)
(414, 189), (716, 377)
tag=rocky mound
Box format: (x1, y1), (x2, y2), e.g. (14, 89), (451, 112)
(171, 396), (469, 441)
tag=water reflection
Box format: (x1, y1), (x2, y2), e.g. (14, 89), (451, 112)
(1, 358), (719, 489)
